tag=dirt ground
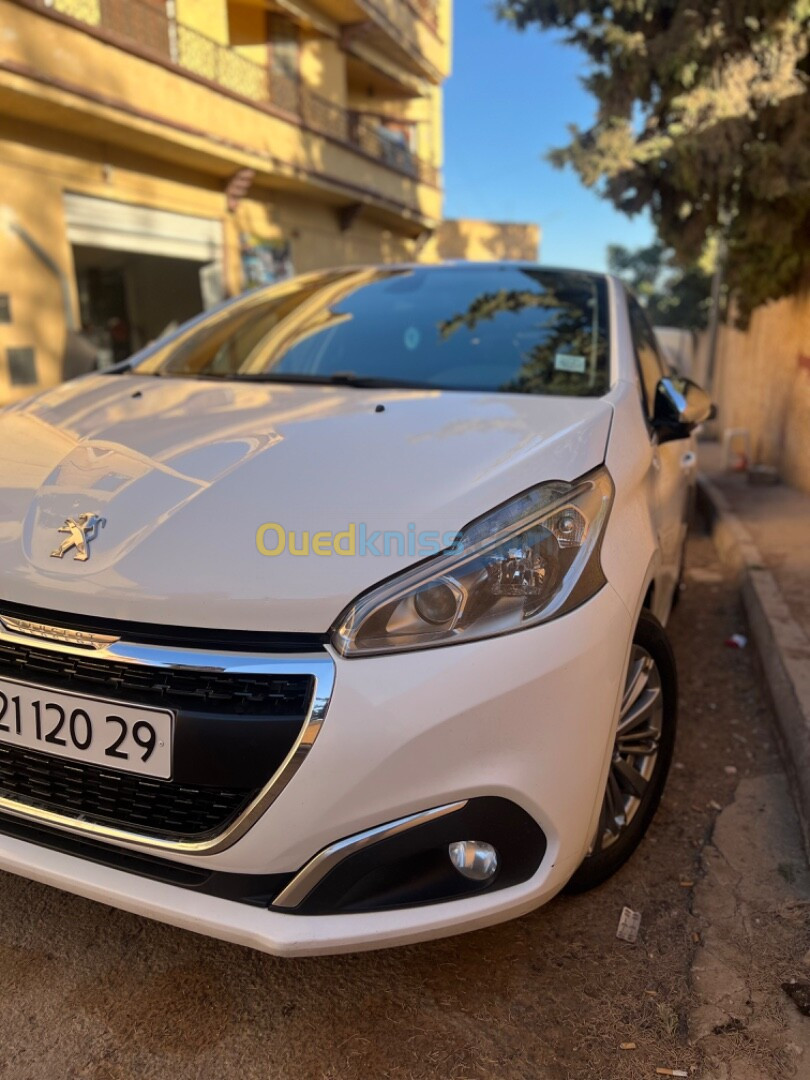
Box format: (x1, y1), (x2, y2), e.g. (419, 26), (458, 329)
(0, 528), (807, 1080)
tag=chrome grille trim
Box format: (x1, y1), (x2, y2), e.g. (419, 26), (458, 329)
(0, 619), (335, 856)
(0, 614), (119, 650)
(272, 801), (467, 910)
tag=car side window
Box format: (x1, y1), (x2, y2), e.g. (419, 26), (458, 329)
(627, 297), (666, 420)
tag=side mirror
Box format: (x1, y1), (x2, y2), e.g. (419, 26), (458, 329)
(652, 376), (715, 443)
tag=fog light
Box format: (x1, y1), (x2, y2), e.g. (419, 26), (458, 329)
(448, 840), (499, 882)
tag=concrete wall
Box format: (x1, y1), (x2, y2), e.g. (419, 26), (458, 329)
(711, 282), (810, 493)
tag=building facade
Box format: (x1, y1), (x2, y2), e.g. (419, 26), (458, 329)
(421, 219), (541, 263)
(0, 0), (451, 402)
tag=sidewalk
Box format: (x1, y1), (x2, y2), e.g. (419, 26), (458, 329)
(698, 440), (810, 844)
(701, 442), (810, 632)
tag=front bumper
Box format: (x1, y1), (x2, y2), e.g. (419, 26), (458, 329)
(0, 583), (632, 955)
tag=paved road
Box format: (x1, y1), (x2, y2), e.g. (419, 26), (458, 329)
(0, 531), (804, 1080)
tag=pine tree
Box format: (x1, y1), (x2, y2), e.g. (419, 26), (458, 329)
(497, 1), (810, 317)
(606, 243), (712, 328)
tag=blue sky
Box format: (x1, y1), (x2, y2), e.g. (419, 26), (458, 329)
(442, 1), (655, 269)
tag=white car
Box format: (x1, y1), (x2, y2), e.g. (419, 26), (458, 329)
(0, 264), (712, 956)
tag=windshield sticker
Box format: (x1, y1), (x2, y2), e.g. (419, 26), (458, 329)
(554, 353), (587, 374)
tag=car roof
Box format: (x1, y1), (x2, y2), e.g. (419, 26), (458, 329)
(339, 261), (609, 279)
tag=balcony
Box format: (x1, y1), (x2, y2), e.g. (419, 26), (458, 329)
(412, 0), (439, 31)
(362, 0), (440, 39)
(341, 0), (447, 83)
(22, 0), (439, 187)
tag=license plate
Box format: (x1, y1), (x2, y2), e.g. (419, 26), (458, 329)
(0, 676), (173, 780)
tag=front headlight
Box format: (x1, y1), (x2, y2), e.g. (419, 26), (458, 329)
(332, 466), (614, 657)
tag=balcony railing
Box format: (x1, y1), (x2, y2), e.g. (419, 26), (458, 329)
(364, 0), (440, 35)
(411, 0), (439, 31)
(33, 0), (439, 187)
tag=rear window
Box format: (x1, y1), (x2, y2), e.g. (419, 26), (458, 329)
(132, 266), (610, 398)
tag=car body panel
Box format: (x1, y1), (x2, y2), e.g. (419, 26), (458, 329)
(0, 582), (632, 953)
(605, 278), (695, 624)
(0, 265), (700, 955)
(0, 374), (612, 631)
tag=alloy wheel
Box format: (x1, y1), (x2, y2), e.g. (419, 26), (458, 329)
(595, 645), (664, 852)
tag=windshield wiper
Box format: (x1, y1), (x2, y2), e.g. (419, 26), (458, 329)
(314, 371), (433, 389)
(126, 370), (435, 390)
(191, 371), (434, 390)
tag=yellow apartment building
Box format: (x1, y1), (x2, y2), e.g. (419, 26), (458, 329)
(0, 0), (452, 401)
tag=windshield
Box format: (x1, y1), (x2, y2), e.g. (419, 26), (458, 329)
(131, 265), (611, 397)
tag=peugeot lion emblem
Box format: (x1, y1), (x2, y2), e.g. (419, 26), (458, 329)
(50, 513), (106, 563)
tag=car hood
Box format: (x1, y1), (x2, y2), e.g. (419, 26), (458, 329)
(0, 375), (613, 633)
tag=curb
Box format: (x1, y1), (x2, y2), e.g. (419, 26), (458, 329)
(697, 474), (810, 851)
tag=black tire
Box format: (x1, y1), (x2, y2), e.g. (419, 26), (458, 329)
(565, 610), (678, 894)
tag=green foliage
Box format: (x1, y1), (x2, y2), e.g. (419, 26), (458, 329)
(497, 0), (810, 317)
(606, 243), (712, 329)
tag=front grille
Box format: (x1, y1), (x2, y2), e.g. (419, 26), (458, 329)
(0, 631), (320, 842)
(0, 598), (328, 652)
(0, 745), (257, 838)
(0, 639), (312, 717)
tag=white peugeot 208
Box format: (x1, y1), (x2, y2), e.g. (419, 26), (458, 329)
(0, 264), (712, 955)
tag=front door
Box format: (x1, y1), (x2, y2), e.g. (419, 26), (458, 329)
(627, 297), (694, 616)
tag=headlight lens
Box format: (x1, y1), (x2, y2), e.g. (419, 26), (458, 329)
(332, 466), (614, 657)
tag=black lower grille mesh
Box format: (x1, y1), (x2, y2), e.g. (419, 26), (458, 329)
(0, 744), (258, 838)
